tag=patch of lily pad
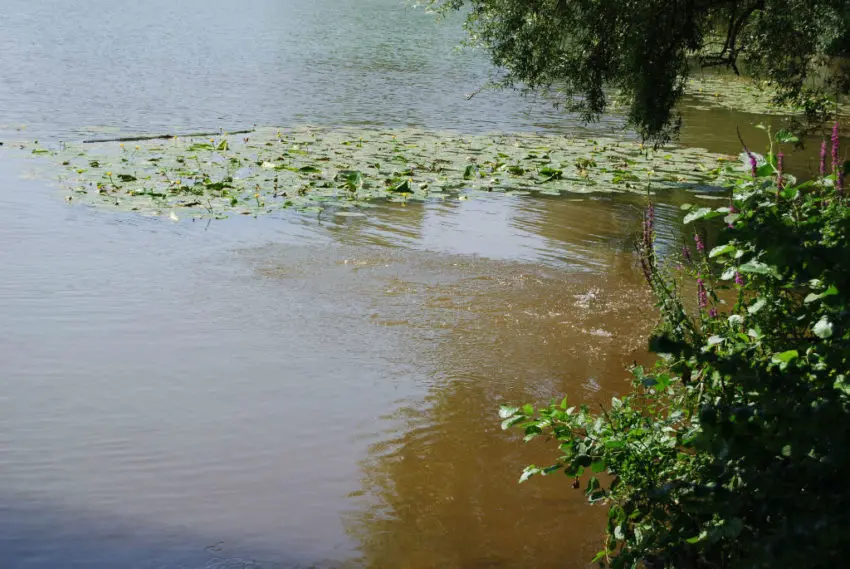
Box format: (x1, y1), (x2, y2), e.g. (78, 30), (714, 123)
(685, 74), (850, 116)
(29, 126), (739, 220)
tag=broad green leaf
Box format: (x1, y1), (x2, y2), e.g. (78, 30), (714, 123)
(683, 207), (712, 224)
(739, 260), (779, 278)
(501, 416), (525, 430)
(804, 285), (838, 304)
(519, 466), (539, 483)
(498, 405), (520, 419)
(748, 298), (767, 314)
(390, 179), (412, 193)
(771, 350), (798, 369)
(708, 244), (736, 258)
(813, 317), (834, 339)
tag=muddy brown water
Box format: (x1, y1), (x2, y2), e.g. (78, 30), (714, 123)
(0, 1), (831, 568)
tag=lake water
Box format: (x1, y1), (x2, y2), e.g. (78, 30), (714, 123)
(0, 1), (821, 568)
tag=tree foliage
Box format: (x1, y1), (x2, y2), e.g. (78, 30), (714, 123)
(500, 127), (850, 568)
(430, 0), (850, 142)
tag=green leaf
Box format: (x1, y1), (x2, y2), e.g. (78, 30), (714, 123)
(538, 166), (563, 179)
(739, 260), (779, 278)
(519, 466), (539, 483)
(748, 298), (767, 314)
(813, 317), (834, 339)
(804, 285), (838, 304)
(390, 179), (412, 193)
(298, 165), (321, 173)
(756, 163), (774, 177)
(613, 525), (625, 540)
(708, 244), (736, 258)
(501, 416), (525, 430)
(775, 129), (799, 144)
(683, 207), (712, 224)
(771, 350), (798, 369)
(604, 440), (626, 450)
(499, 405), (520, 419)
(724, 517), (744, 538)
(337, 170), (364, 191)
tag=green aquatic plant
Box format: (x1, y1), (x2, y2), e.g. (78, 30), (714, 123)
(501, 127), (850, 568)
(27, 126), (738, 220)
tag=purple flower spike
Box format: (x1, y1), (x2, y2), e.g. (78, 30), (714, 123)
(697, 278), (708, 309)
(777, 152), (784, 191)
(820, 139), (827, 178)
(749, 153), (758, 178)
(682, 245), (692, 262)
(694, 233), (705, 252)
(735, 271), (745, 286)
(832, 122), (840, 176)
(709, 307), (718, 318)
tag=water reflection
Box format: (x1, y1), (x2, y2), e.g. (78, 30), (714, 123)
(245, 192), (688, 569)
(342, 252), (656, 569)
(317, 196), (668, 569)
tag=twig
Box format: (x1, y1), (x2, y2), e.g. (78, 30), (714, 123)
(83, 129), (254, 144)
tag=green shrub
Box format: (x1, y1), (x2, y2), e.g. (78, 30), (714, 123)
(501, 128), (850, 569)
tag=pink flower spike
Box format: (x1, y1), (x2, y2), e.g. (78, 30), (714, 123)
(694, 233), (705, 252)
(697, 278), (708, 309)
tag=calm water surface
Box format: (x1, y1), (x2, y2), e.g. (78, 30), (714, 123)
(0, 2), (816, 568)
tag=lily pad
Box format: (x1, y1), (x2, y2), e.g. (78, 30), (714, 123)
(28, 125), (738, 220)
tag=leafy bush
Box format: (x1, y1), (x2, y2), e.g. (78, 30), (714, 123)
(501, 128), (850, 569)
